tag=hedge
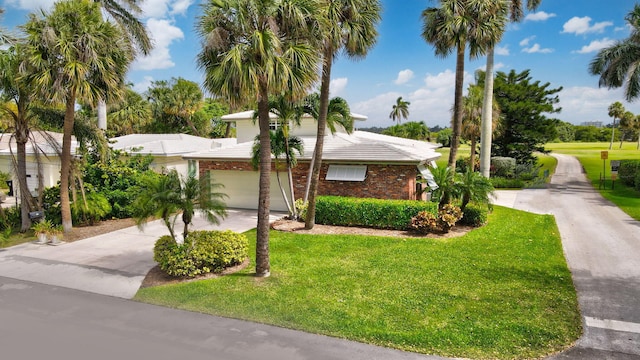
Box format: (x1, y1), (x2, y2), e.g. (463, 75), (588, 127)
(618, 160), (640, 187)
(315, 196), (438, 230)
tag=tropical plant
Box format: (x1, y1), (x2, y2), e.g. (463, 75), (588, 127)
(618, 110), (635, 148)
(590, 5), (640, 102)
(479, 0), (540, 178)
(146, 78), (206, 135)
(197, 0), (320, 277)
(607, 101), (625, 149)
(306, 0), (381, 230)
(430, 166), (459, 209)
(461, 81), (500, 170)
(457, 169), (495, 210)
(389, 96), (410, 125)
(422, 0), (507, 171)
(21, 0), (132, 232)
(108, 88), (151, 136)
(132, 170), (228, 242)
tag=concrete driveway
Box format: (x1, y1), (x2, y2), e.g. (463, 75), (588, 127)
(0, 209), (285, 299)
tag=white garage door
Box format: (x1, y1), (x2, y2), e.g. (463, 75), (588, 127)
(208, 170), (289, 212)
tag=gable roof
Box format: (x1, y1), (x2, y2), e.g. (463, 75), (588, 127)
(184, 131), (441, 165)
(0, 131), (77, 156)
(110, 134), (235, 156)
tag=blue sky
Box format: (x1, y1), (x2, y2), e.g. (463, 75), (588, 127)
(2, 0), (640, 128)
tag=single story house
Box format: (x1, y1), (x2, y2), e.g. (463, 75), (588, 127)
(184, 111), (441, 211)
(109, 133), (236, 179)
(0, 131), (77, 197)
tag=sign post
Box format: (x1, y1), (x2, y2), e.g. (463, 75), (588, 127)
(600, 151), (608, 189)
(611, 160), (620, 189)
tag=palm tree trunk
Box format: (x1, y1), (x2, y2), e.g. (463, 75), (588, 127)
(480, 46), (495, 178)
(60, 95), (76, 233)
(97, 99), (107, 130)
(275, 161), (293, 215)
(448, 44), (465, 171)
(305, 46), (332, 230)
(16, 139), (31, 232)
(470, 137), (477, 171)
(255, 79), (272, 277)
(619, 131), (624, 149)
(609, 118), (615, 150)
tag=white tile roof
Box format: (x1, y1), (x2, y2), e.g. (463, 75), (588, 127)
(184, 131), (441, 164)
(221, 110), (367, 122)
(0, 131), (77, 156)
(110, 134), (235, 156)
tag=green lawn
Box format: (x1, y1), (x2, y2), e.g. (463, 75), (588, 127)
(546, 142), (640, 220)
(136, 207), (581, 359)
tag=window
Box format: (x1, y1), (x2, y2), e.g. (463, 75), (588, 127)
(325, 165), (367, 181)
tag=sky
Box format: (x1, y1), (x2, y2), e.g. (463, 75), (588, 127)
(2, 0), (640, 129)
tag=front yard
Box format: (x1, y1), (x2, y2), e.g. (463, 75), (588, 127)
(135, 206), (581, 359)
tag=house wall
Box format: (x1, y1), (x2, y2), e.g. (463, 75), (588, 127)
(199, 160), (418, 202)
(0, 155), (61, 197)
(233, 117), (348, 144)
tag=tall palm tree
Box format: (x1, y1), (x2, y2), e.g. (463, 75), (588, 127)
(607, 101), (625, 150)
(619, 110), (635, 149)
(479, 0), (538, 178)
(197, 0), (320, 277)
(305, 0), (381, 230)
(422, 0), (507, 171)
(633, 114), (640, 150)
(590, 5), (640, 102)
(389, 96), (410, 125)
(108, 88), (151, 136)
(21, 0), (132, 232)
(461, 82), (500, 170)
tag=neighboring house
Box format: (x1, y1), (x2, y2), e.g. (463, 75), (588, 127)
(184, 111), (441, 211)
(110, 133), (236, 179)
(0, 131), (77, 197)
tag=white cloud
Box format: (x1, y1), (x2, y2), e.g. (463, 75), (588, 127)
(140, 0), (195, 18)
(132, 76), (155, 93)
(522, 43), (554, 54)
(495, 46), (510, 56)
(170, 0), (194, 15)
(4, 0), (55, 11)
(132, 18), (184, 70)
(394, 69), (414, 85)
(574, 38), (616, 54)
(477, 62), (506, 72)
(330, 77), (348, 96)
(559, 86), (640, 125)
(519, 36), (535, 47)
(562, 16), (613, 35)
(525, 11), (556, 22)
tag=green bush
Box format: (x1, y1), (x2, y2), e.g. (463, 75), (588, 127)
(491, 157), (516, 178)
(635, 171), (640, 191)
(458, 204), (489, 227)
(315, 196), (437, 230)
(410, 204), (463, 234)
(490, 177), (525, 189)
(153, 230), (248, 278)
(71, 192), (112, 225)
(0, 205), (21, 231)
(618, 160), (640, 187)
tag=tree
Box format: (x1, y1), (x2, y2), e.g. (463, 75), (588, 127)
(619, 110), (635, 148)
(389, 96), (410, 125)
(492, 69), (561, 164)
(607, 101), (625, 150)
(146, 78), (206, 135)
(457, 169), (495, 211)
(306, 0), (381, 230)
(480, 0), (540, 178)
(422, 0), (507, 171)
(0, 45), (39, 231)
(590, 5), (640, 102)
(22, 0), (132, 232)
(197, 0), (320, 277)
(633, 115), (640, 149)
(461, 83), (500, 171)
(108, 88), (151, 136)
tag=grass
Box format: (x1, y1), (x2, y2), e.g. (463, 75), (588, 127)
(546, 142), (640, 220)
(0, 230), (36, 248)
(136, 207), (581, 359)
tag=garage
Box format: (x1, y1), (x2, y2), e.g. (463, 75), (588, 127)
(208, 170), (290, 212)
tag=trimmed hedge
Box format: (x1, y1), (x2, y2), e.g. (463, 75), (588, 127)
(458, 204), (489, 227)
(153, 230), (248, 278)
(490, 177), (525, 189)
(315, 196), (438, 230)
(618, 160), (640, 187)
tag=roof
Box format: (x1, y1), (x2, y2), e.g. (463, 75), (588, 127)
(0, 131), (77, 156)
(221, 110), (367, 122)
(110, 134), (235, 156)
(184, 131), (441, 165)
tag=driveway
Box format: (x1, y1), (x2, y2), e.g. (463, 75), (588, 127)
(495, 153), (640, 359)
(0, 209), (285, 299)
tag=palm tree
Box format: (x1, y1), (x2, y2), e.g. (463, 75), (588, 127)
(389, 96), (410, 125)
(590, 5), (640, 102)
(21, 0), (132, 232)
(608, 101), (625, 150)
(479, 0), (538, 178)
(461, 82), (500, 170)
(197, 0), (320, 277)
(457, 169), (495, 211)
(108, 88), (151, 136)
(619, 111), (635, 149)
(430, 165), (459, 209)
(306, 0), (381, 230)
(633, 115), (640, 150)
(0, 45), (38, 231)
(422, 0), (507, 171)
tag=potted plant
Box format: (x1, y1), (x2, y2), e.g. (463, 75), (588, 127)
(31, 220), (53, 244)
(48, 225), (64, 245)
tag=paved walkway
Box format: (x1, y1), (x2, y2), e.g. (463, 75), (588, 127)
(0, 209), (285, 298)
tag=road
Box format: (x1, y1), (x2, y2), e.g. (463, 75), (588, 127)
(500, 154), (640, 359)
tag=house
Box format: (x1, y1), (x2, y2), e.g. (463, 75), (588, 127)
(0, 131), (77, 197)
(184, 111), (441, 211)
(109, 133), (236, 179)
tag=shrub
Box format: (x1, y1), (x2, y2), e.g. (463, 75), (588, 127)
(458, 204), (489, 227)
(153, 230), (248, 277)
(491, 157), (516, 178)
(456, 157), (479, 173)
(294, 198), (308, 221)
(0, 205), (21, 231)
(618, 160), (640, 187)
(315, 196), (437, 230)
(490, 177), (525, 189)
(71, 192), (112, 225)
(410, 204), (462, 234)
(635, 171), (640, 191)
